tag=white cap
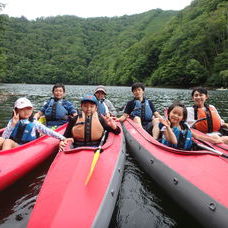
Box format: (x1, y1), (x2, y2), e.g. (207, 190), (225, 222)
(14, 97), (33, 109)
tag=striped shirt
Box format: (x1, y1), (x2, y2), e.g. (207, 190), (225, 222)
(2, 119), (66, 141)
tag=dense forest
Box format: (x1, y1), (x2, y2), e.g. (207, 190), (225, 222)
(0, 0), (227, 87)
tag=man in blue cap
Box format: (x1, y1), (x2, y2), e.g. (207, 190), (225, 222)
(60, 94), (120, 149)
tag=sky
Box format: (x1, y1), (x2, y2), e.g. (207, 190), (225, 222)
(0, 0), (193, 20)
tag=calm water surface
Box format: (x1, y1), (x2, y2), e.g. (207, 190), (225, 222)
(0, 84), (228, 228)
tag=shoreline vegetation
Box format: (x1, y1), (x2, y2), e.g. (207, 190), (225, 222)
(1, 82), (227, 91)
(0, 0), (227, 87)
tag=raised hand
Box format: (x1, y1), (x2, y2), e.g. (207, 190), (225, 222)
(102, 115), (117, 130)
(12, 109), (20, 126)
(159, 118), (170, 128)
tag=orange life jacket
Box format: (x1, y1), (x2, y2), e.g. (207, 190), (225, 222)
(71, 112), (104, 143)
(193, 105), (221, 133)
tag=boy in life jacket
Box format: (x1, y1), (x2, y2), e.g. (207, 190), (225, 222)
(0, 97), (69, 151)
(94, 85), (117, 117)
(34, 83), (77, 128)
(186, 87), (228, 144)
(59, 94), (120, 149)
(153, 102), (223, 150)
(118, 82), (161, 133)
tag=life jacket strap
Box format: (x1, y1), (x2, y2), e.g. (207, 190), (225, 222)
(193, 104), (213, 133)
(10, 122), (26, 144)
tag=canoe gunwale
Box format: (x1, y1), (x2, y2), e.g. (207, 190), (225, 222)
(123, 118), (228, 228)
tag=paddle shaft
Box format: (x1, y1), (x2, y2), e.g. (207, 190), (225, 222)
(194, 142), (228, 158)
(96, 130), (108, 151)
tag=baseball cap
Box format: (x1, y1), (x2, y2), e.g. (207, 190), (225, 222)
(94, 85), (107, 95)
(14, 97), (33, 109)
(81, 94), (98, 106)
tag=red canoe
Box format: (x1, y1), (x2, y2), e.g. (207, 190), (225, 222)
(28, 123), (126, 228)
(0, 124), (66, 191)
(123, 118), (228, 227)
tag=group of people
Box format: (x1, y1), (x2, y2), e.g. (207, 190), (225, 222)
(0, 83), (120, 151)
(118, 83), (228, 150)
(0, 82), (228, 152)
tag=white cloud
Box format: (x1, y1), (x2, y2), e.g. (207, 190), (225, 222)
(1, 0), (193, 19)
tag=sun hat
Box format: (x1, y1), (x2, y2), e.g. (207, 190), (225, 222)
(81, 94), (98, 106)
(14, 97), (33, 109)
(94, 85), (107, 95)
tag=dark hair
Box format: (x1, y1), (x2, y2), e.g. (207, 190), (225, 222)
(167, 101), (187, 124)
(52, 83), (65, 93)
(191, 87), (208, 97)
(131, 82), (145, 92)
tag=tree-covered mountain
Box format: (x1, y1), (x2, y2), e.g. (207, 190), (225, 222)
(0, 0), (227, 87)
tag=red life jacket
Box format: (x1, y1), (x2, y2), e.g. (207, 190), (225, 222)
(193, 105), (221, 133)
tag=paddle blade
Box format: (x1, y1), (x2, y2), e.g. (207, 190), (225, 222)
(85, 149), (101, 185)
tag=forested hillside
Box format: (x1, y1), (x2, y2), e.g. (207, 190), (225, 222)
(0, 0), (227, 87)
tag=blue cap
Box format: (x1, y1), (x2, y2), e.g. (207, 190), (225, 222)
(81, 94), (98, 106)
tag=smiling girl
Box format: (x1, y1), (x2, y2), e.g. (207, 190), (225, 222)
(0, 97), (68, 151)
(153, 102), (224, 150)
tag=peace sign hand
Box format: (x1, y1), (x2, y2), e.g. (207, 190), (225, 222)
(12, 109), (20, 126)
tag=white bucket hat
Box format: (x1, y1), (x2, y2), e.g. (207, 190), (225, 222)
(14, 97), (33, 109)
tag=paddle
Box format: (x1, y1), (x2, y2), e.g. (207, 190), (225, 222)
(85, 130), (108, 185)
(193, 141), (228, 158)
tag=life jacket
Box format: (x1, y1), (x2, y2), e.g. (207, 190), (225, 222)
(131, 99), (153, 122)
(44, 98), (68, 121)
(161, 123), (192, 150)
(193, 105), (221, 133)
(71, 112), (104, 146)
(10, 119), (38, 144)
(97, 99), (108, 116)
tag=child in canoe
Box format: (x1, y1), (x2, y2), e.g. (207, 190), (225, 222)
(59, 94), (120, 150)
(153, 102), (223, 150)
(118, 82), (162, 133)
(0, 97), (70, 151)
(34, 83), (77, 128)
(186, 87), (228, 140)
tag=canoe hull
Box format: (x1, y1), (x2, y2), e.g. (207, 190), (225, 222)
(123, 119), (228, 227)
(0, 124), (66, 191)
(28, 124), (126, 228)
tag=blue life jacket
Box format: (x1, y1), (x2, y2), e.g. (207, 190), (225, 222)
(97, 99), (107, 116)
(45, 98), (68, 121)
(10, 119), (37, 144)
(131, 99), (153, 122)
(161, 124), (192, 150)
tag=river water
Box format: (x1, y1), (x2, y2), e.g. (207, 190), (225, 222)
(0, 84), (227, 228)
